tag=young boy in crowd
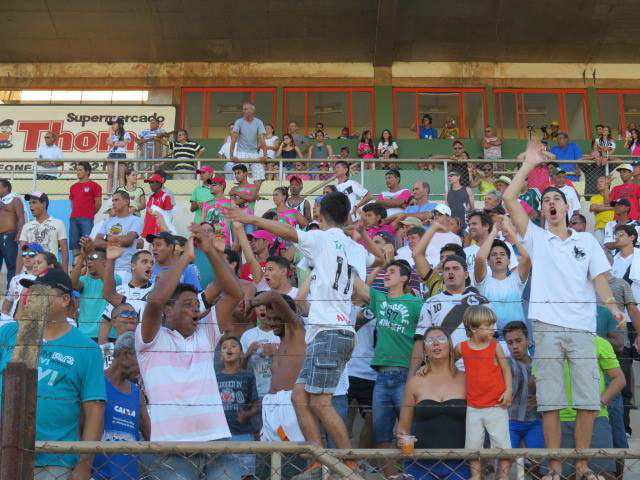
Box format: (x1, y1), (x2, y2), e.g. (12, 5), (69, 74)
(218, 335), (261, 479)
(503, 321), (543, 448)
(362, 203), (396, 239)
(457, 305), (512, 480)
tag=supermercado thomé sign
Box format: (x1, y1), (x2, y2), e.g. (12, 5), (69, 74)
(0, 105), (176, 170)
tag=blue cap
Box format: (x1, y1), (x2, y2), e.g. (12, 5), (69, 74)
(22, 243), (44, 254)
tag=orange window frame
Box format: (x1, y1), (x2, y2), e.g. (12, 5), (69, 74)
(282, 87), (376, 137)
(392, 88), (488, 139)
(180, 87), (278, 138)
(493, 88), (591, 140)
(596, 89), (640, 135)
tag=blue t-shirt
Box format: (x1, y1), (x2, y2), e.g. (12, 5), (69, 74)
(195, 248), (216, 289)
(405, 202), (438, 222)
(77, 274), (121, 339)
(0, 323), (105, 468)
(418, 126), (438, 140)
(99, 215), (144, 272)
(151, 262), (202, 291)
(92, 378), (141, 480)
(550, 143), (583, 178)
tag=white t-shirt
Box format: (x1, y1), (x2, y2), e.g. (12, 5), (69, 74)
(346, 307), (377, 382)
(336, 179), (369, 213)
(296, 228), (373, 343)
(102, 282), (154, 322)
(109, 132), (132, 155)
(135, 310), (230, 441)
(265, 135), (279, 160)
(426, 231), (462, 267)
(559, 184), (581, 215)
(377, 141), (398, 155)
(604, 220), (640, 245)
(4, 272), (35, 317)
(19, 217), (67, 255)
(464, 243), (519, 285)
(218, 136), (232, 159)
(395, 245), (417, 268)
(379, 189), (411, 217)
(519, 221), (610, 332)
(416, 287), (491, 369)
(240, 326), (281, 398)
(35, 144), (63, 177)
(612, 252), (633, 279)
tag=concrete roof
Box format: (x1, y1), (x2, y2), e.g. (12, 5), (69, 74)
(1, 0), (636, 64)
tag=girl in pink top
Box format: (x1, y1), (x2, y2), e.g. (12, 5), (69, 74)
(358, 130), (376, 160)
(270, 186), (309, 229)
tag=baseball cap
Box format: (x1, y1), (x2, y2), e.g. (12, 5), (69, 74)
(617, 164), (634, 172)
(144, 173), (165, 184)
(20, 269), (73, 295)
(24, 191), (49, 203)
(611, 198), (631, 208)
(400, 217), (424, 229)
(495, 175), (512, 185)
(247, 230), (277, 245)
(434, 204), (452, 216)
(21, 243), (44, 253)
(206, 176), (227, 190)
(289, 175), (304, 185)
(196, 166), (214, 175)
(146, 231), (176, 245)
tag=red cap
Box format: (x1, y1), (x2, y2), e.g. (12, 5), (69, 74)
(206, 176), (227, 190)
(196, 166), (214, 175)
(289, 175), (304, 185)
(144, 173), (165, 184)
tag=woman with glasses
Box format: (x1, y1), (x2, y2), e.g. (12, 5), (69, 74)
(470, 163), (497, 198)
(397, 327), (469, 480)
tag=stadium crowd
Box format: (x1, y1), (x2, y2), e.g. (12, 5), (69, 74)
(1, 102), (640, 480)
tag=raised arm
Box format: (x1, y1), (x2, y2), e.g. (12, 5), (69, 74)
(502, 217), (531, 283)
(475, 222), (499, 284)
(413, 220), (447, 279)
(466, 187), (475, 210)
(141, 239), (196, 343)
(229, 207), (299, 243)
(503, 140), (546, 237)
(233, 221), (264, 284)
(103, 246), (125, 306)
(251, 290), (302, 329)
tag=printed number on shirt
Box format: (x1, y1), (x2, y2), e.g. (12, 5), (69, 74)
(333, 256), (354, 294)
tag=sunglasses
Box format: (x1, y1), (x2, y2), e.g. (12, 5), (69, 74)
(425, 335), (448, 346)
(118, 310), (138, 319)
(22, 251), (37, 258)
(569, 220), (585, 225)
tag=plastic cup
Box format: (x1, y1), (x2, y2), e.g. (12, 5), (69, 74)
(398, 435), (416, 455)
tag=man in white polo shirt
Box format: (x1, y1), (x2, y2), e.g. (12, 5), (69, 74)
(504, 140), (624, 480)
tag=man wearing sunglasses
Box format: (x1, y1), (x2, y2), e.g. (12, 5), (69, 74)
(71, 238), (120, 342)
(35, 130), (63, 180)
(100, 303), (138, 369)
(2, 242), (42, 317)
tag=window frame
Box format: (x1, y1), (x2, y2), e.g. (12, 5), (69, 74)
(596, 89), (640, 135)
(0, 87), (167, 105)
(493, 88), (591, 140)
(282, 87), (376, 137)
(180, 87), (278, 138)
(392, 87), (489, 139)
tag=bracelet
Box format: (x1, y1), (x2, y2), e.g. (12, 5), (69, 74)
(605, 296), (616, 305)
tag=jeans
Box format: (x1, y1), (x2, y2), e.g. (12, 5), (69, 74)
(326, 394), (349, 448)
(0, 232), (17, 286)
(231, 432), (257, 477)
(149, 445), (243, 480)
(69, 217), (94, 251)
(608, 392), (629, 448)
(372, 367), (408, 444)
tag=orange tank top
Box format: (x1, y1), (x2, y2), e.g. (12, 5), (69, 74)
(460, 340), (506, 408)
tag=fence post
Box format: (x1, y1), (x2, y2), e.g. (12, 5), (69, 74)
(113, 157), (119, 194)
(0, 284), (50, 480)
(32, 160), (37, 192)
(270, 451), (282, 480)
(360, 158), (364, 187)
(279, 159), (284, 186)
(443, 160), (449, 196)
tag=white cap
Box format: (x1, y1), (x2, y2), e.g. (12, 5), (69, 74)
(617, 164), (634, 172)
(434, 204), (452, 216)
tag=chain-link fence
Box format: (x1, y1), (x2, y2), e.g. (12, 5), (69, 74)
(18, 442), (640, 480)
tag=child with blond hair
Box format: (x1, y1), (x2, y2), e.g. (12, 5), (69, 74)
(456, 305), (513, 480)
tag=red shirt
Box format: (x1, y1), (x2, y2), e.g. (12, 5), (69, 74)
(69, 180), (102, 219)
(460, 340), (506, 408)
(610, 183), (640, 220)
(142, 189), (173, 237)
(240, 261), (267, 283)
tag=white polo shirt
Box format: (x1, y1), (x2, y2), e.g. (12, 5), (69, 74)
(519, 221), (610, 332)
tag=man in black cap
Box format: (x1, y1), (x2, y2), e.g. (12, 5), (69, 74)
(0, 269), (105, 479)
(604, 198), (640, 251)
(147, 231), (201, 290)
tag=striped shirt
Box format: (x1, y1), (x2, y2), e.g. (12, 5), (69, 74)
(168, 140), (204, 159)
(135, 310), (231, 441)
(508, 357), (538, 422)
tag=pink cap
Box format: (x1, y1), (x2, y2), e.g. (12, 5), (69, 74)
(196, 166), (214, 174)
(247, 230), (277, 245)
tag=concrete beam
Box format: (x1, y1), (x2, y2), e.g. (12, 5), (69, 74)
(372, 0), (398, 67)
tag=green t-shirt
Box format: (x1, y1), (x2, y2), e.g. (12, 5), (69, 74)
(560, 336), (619, 422)
(0, 323), (106, 468)
(191, 185), (215, 224)
(367, 288), (423, 368)
(77, 274), (121, 339)
(596, 305), (617, 340)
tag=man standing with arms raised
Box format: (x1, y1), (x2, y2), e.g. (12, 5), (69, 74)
(503, 140), (624, 480)
(230, 192), (375, 479)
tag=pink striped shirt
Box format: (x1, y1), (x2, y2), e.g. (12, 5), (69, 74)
(135, 311), (230, 441)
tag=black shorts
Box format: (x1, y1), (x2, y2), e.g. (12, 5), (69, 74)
(347, 376), (374, 414)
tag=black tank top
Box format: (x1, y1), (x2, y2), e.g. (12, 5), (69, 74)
(281, 148), (297, 159)
(413, 399), (467, 449)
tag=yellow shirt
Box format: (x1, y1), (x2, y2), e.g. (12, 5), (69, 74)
(590, 194), (614, 230)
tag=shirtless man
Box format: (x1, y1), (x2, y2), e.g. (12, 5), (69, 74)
(0, 179), (25, 285)
(250, 290), (306, 443)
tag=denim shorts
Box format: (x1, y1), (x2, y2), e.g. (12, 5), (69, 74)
(296, 329), (355, 394)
